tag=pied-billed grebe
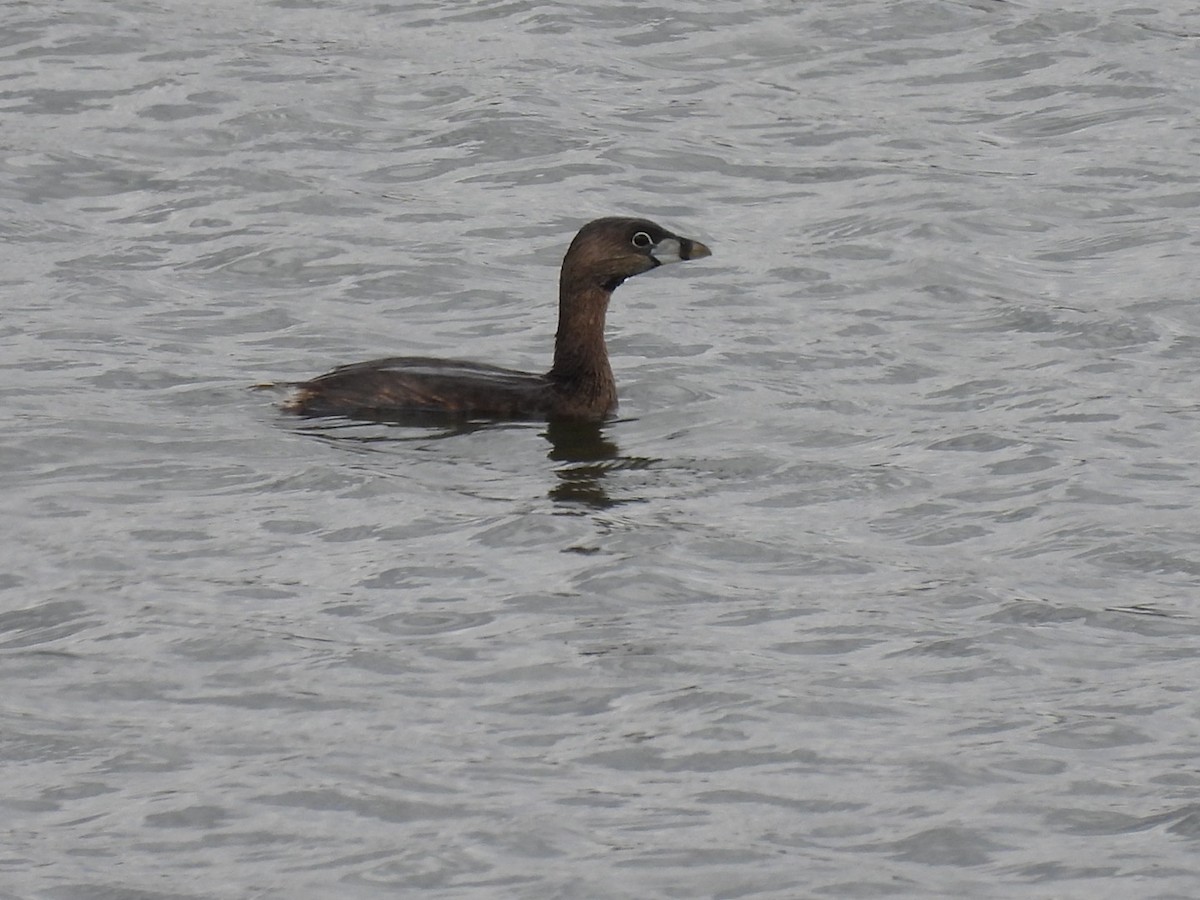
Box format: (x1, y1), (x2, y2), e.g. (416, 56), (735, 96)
(282, 217), (711, 421)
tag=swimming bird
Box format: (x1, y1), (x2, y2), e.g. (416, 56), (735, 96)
(282, 217), (711, 421)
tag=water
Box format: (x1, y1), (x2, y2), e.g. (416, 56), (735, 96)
(3, 1), (1199, 897)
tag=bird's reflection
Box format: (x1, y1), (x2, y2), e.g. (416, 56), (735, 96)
(543, 420), (655, 510)
(284, 411), (655, 510)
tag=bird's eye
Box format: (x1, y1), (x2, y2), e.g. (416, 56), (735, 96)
(632, 231), (653, 249)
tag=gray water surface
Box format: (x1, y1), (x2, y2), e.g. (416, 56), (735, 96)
(3, 1), (1200, 898)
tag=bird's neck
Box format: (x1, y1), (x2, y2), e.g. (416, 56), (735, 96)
(548, 276), (615, 405)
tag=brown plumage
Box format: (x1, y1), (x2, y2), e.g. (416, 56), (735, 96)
(281, 217), (711, 422)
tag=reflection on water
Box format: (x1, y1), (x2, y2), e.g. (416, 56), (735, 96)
(289, 412), (495, 444)
(544, 419), (657, 509)
(285, 412), (657, 509)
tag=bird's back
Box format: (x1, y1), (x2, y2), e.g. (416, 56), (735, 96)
(283, 357), (554, 419)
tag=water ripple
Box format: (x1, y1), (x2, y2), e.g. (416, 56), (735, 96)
(4, 1), (1200, 898)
